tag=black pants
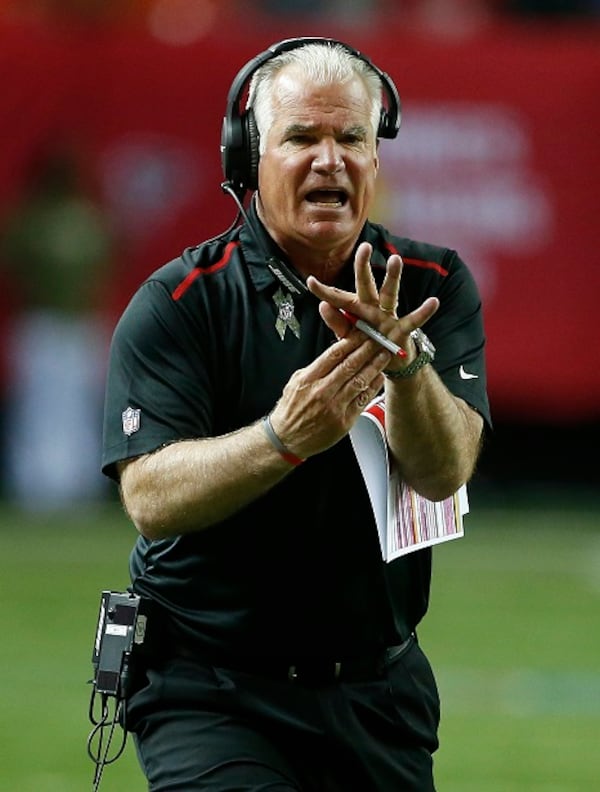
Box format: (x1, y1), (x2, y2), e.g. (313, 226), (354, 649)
(126, 636), (440, 791)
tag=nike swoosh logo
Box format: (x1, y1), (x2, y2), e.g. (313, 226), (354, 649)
(459, 365), (479, 380)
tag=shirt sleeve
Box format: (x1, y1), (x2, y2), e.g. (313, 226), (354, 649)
(101, 278), (214, 480)
(424, 251), (492, 429)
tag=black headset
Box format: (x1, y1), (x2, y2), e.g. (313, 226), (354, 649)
(220, 37), (402, 198)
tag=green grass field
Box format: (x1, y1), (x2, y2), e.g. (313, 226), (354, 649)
(0, 491), (598, 792)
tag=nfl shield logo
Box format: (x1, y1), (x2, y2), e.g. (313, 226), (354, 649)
(122, 406), (141, 436)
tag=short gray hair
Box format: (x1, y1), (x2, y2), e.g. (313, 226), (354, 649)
(247, 43), (383, 155)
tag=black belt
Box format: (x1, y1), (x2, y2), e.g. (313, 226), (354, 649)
(173, 634), (415, 685)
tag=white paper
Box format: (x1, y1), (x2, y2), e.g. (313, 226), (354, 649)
(350, 396), (468, 562)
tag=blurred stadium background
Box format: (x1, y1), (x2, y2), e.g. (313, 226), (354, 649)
(0, 1), (598, 790)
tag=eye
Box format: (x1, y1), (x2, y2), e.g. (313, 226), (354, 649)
(287, 133), (313, 145)
(340, 131), (366, 146)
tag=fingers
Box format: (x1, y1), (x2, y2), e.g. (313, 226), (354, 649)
(272, 341), (387, 458)
(318, 300), (351, 339)
(405, 296), (440, 329)
(293, 326), (390, 409)
(272, 246), (441, 460)
(304, 327), (390, 383)
(309, 270), (439, 342)
(306, 243), (377, 311)
(307, 246), (403, 325)
(354, 242), (379, 304)
(378, 254), (402, 315)
(353, 372), (385, 410)
(306, 274), (356, 312)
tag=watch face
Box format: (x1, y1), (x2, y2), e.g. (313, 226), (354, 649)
(410, 328), (436, 358)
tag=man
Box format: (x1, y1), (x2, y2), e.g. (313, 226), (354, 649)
(102, 38), (490, 791)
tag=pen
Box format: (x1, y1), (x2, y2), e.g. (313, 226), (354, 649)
(340, 310), (407, 358)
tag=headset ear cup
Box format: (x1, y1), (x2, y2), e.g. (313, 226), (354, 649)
(220, 114), (233, 184)
(245, 109), (260, 191)
(377, 108), (387, 139)
(377, 95), (401, 139)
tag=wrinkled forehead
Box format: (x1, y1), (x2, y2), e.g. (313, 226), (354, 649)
(270, 66), (373, 121)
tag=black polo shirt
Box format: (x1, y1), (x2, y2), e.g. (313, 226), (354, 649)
(102, 201), (491, 660)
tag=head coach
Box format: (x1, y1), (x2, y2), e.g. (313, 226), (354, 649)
(101, 37), (491, 790)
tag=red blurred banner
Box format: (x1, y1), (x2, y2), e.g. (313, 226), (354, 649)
(1, 21), (598, 421)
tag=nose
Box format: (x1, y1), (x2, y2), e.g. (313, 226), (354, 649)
(311, 138), (344, 175)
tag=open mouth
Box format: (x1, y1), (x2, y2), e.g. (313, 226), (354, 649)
(305, 189), (348, 208)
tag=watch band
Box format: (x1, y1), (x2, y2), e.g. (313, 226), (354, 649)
(383, 328), (435, 380)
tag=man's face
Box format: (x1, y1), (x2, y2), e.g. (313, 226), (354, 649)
(256, 65), (379, 260)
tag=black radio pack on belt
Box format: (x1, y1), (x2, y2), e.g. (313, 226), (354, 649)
(87, 590), (151, 791)
(91, 590), (148, 697)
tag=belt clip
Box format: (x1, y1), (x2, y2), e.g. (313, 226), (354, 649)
(334, 661), (341, 680)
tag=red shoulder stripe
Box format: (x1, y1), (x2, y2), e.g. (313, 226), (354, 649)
(172, 241), (239, 301)
(384, 242), (448, 277)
